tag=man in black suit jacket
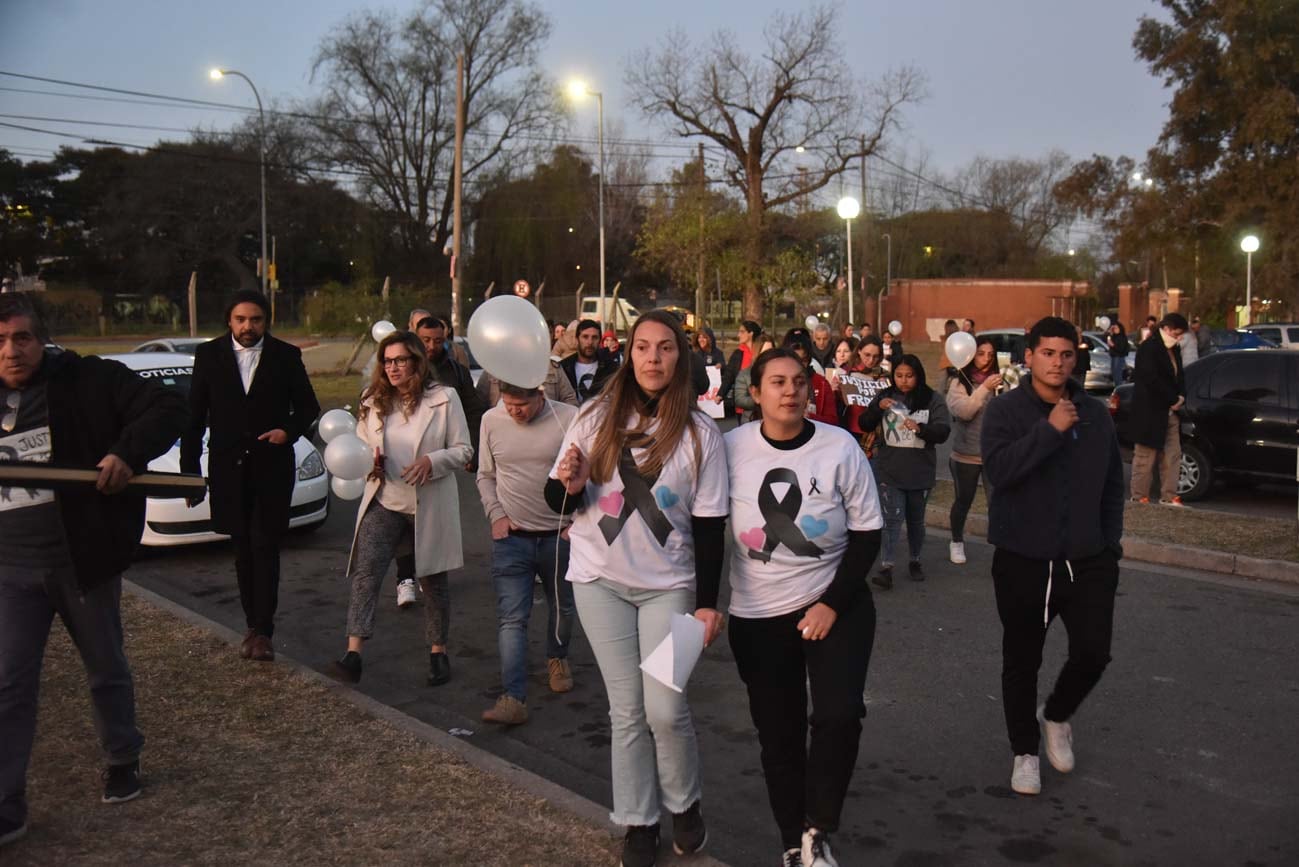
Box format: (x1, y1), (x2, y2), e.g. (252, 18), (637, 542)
(181, 290), (320, 661)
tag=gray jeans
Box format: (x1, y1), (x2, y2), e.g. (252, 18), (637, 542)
(0, 563), (143, 825)
(347, 504), (450, 647)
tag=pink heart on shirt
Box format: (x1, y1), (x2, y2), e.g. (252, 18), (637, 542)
(598, 491), (624, 517)
(739, 527), (766, 551)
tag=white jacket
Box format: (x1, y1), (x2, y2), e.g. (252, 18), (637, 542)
(347, 383), (473, 576)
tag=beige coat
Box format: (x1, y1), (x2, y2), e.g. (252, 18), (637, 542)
(347, 384), (473, 576)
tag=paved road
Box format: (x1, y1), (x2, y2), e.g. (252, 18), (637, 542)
(127, 470), (1299, 867)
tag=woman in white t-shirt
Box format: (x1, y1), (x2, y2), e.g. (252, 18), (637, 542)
(724, 347), (883, 867)
(329, 331), (472, 687)
(549, 309), (728, 867)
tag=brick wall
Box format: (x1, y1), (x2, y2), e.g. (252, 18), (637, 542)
(877, 279), (1090, 343)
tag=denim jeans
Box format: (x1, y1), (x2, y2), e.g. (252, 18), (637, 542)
(1110, 354), (1126, 387)
(879, 483), (929, 565)
(1, 563), (143, 825)
(572, 578), (701, 827)
(492, 533), (574, 702)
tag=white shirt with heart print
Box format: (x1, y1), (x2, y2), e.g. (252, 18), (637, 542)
(724, 420), (882, 619)
(551, 404), (729, 592)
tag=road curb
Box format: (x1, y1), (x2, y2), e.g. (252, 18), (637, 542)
(924, 506), (1299, 585)
(123, 580), (729, 867)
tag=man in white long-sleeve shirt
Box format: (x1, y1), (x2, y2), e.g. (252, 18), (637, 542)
(476, 382), (578, 725)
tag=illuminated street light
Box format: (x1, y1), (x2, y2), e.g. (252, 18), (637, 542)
(210, 67), (268, 299)
(1241, 235), (1260, 325)
(837, 196), (860, 323)
(566, 78), (606, 332)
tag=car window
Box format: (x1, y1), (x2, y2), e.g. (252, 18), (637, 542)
(1206, 355), (1281, 404)
(1253, 328), (1281, 343)
(1287, 327), (1299, 344)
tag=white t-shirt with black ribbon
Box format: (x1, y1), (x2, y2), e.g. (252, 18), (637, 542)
(551, 405), (729, 592)
(725, 420), (883, 619)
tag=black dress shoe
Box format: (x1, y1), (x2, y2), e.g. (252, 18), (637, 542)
(909, 560), (925, 580)
(872, 566), (893, 590)
(329, 651), (362, 684)
(428, 652), (451, 686)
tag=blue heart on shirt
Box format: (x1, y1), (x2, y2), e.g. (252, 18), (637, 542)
(655, 486), (680, 510)
(800, 515), (830, 539)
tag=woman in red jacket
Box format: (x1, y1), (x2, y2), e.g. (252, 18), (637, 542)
(782, 329), (839, 425)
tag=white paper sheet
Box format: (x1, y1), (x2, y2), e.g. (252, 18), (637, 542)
(640, 613), (707, 693)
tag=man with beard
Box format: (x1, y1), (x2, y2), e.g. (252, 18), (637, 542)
(182, 290), (320, 662)
(559, 319), (617, 404)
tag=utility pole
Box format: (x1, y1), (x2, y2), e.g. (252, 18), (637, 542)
(697, 141), (705, 327)
(451, 53), (466, 331)
(859, 136), (868, 324)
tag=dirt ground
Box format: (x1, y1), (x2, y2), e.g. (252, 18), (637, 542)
(9, 594), (619, 867)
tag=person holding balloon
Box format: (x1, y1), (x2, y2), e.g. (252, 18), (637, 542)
(880, 322), (904, 373)
(328, 330), (472, 687)
(548, 309), (728, 867)
(944, 333), (1001, 565)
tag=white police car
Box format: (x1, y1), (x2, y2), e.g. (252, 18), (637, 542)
(104, 352), (330, 546)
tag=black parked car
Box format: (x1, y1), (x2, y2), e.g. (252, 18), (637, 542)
(1109, 349), (1299, 500)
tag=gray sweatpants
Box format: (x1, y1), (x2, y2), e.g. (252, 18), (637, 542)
(347, 503), (450, 646)
(0, 562), (143, 825)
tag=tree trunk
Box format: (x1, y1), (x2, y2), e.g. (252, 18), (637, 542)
(744, 169), (766, 322)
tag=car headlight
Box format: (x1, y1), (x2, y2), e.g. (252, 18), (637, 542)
(298, 450), (325, 481)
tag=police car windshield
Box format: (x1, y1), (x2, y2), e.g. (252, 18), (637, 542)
(136, 366), (193, 397)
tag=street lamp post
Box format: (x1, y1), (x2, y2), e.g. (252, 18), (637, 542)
(211, 68), (268, 300)
(567, 80), (606, 333)
(837, 196), (860, 325)
(1240, 235), (1260, 326)
(878, 232), (892, 330)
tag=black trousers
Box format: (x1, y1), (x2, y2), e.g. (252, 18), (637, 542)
(729, 588), (876, 850)
(231, 464), (287, 637)
(992, 547), (1119, 756)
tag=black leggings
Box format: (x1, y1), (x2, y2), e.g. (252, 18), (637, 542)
(728, 589), (876, 850)
(948, 457), (990, 543)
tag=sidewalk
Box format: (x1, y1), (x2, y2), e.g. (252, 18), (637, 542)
(9, 589), (632, 867)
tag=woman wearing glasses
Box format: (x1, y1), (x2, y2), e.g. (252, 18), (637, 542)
(330, 331), (472, 686)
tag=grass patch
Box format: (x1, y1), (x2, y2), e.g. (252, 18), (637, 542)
(927, 479), (1299, 563)
(312, 372), (366, 412)
(12, 594), (618, 867)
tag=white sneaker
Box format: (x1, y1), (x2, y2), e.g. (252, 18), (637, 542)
(949, 541), (966, 564)
(801, 828), (839, 867)
(396, 579), (418, 609)
(1038, 704), (1075, 773)
(1011, 754), (1041, 795)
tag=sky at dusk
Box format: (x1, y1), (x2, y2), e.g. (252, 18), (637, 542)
(2, 0), (1172, 215)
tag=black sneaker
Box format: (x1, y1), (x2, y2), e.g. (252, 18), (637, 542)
(427, 652), (451, 686)
(872, 566), (893, 590)
(620, 823), (659, 867)
(671, 800), (707, 855)
(330, 651), (363, 684)
(0, 817), (28, 847)
(102, 759), (141, 804)
(909, 560), (925, 580)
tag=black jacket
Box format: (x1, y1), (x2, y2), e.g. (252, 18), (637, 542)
(181, 334), (320, 536)
(431, 349), (484, 460)
(1128, 336), (1184, 448)
(41, 350), (188, 590)
(981, 376), (1124, 561)
(559, 353), (618, 404)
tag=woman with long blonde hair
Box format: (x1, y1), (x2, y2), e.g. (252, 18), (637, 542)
(329, 331), (472, 687)
(548, 310), (729, 867)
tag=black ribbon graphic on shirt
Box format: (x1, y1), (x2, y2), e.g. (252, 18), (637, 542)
(747, 467), (825, 563)
(598, 447), (675, 547)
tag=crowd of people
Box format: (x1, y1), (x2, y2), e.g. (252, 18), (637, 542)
(3, 289), (1165, 867)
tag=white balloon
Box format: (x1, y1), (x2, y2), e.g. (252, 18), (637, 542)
(888, 320), (903, 336)
(945, 331), (977, 370)
(323, 432), (372, 481)
(804, 315), (820, 330)
(317, 409), (357, 444)
(371, 319), (396, 343)
(330, 475), (366, 501)
(1099, 315), (1112, 330)
(467, 295), (551, 389)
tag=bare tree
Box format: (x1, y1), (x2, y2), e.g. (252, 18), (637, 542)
(945, 150), (1074, 253)
(308, 0), (563, 274)
(627, 3), (924, 318)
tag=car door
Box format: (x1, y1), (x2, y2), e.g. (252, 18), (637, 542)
(1196, 353), (1289, 476)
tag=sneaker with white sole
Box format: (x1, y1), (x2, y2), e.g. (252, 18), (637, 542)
(102, 759), (141, 803)
(801, 828), (839, 867)
(1037, 704), (1075, 772)
(396, 579), (419, 609)
(949, 541), (966, 564)
(1011, 754), (1041, 795)
(782, 848), (804, 867)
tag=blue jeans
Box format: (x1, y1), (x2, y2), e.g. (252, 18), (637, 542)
(879, 483), (929, 565)
(1110, 355), (1126, 386)
(572, 578), (701, 827)
(491, 533), (574, 702)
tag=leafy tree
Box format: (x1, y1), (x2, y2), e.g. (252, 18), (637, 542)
(627, 3), (923, 320)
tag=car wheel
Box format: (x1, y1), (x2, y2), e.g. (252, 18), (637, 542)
(1177, 441), (1213, 501)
